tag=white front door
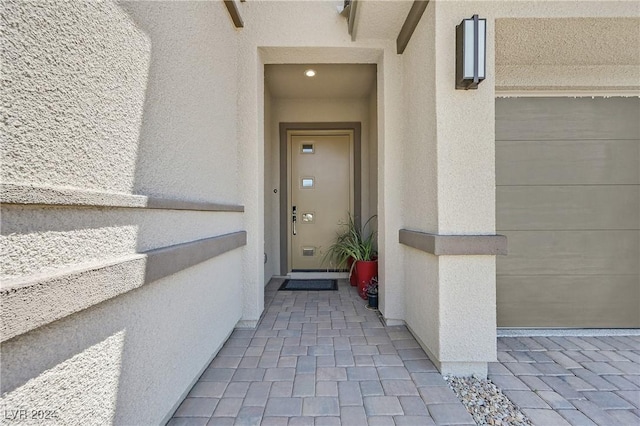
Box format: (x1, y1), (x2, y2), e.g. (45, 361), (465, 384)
(288, 131), (353, 271)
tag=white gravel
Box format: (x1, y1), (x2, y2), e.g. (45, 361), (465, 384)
(445, 376), (533, 426)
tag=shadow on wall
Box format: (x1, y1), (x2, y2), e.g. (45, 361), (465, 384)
(119, 3), (243, 421)
(2, 2), (151, 421)
(2, 1), (242, 424)
(1, 289), (132, 422)
(0, 256), (240, 424)
(121, 1), (240, 204)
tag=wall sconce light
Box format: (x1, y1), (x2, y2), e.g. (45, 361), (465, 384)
(455, 15), (486, 90)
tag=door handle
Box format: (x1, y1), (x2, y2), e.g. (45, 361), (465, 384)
(292, 206), (297, 236)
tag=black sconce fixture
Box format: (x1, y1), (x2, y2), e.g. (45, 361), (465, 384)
(455, 15), (486, 90)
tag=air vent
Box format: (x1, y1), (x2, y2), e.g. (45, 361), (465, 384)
(302, 247), (315, 257)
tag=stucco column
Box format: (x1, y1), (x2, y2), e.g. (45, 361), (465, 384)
(378, 49), (406, 325)
(236, 43), (265, 328)
(432, 3), (497, 376)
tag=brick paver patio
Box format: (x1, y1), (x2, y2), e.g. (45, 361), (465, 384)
(493, 334), (640, 425)
(169, 278), (640, 426)
(168, 278), (474, 426)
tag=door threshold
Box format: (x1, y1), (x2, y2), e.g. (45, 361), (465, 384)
(288, 271), (349, 280)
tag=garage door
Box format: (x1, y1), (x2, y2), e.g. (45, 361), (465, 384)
(496, 97), (640, 328)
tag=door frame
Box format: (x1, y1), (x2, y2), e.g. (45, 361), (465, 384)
(279, 122), (362, 275)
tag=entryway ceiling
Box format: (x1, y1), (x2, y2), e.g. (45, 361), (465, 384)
(265, 64), (376, 99)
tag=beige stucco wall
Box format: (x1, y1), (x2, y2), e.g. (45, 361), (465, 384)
(374, 45), (406, 324)
(264, 86), (276, 284)
(1, 207), (241, 279)
(433, 1), (640, 95)
(435, 2), (497, 375)
(1, 1), (244, 423)
(1, 1), (147, 193)
(368, 85), (379, 227)
(400, 1), (441, 363)
(399, 0), (497, 375)
(496, 16), (640, 94)
(1, 257), (242, 425)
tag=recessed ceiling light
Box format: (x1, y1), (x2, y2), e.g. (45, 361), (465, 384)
(304, 69), (316, 77)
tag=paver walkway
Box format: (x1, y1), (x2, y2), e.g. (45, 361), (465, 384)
(493, 335), (640, 425)
(168, 278), (640, 426)
(168, 278), (474, 426)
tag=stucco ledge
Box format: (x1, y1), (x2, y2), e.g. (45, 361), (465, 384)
(1, 231), (247, 342)
(1, 183), (244, 212)
(399, 229), (507, 256)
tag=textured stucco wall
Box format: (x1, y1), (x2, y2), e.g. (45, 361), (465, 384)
(264, 86), (277, 284)
(1, 0), (148, 193)
(375, 47), (406, 324)
(434, 3), (496, 235)
(120, 1), (241, 203)
(1, 1), (243, 423)
(355, 0), (414, 40)
(438, 255), (496, 376)
(434, 0), (497, 375)
(438, 1), (640, 95)
(404, 249), (440, 359)
(368, 84), (379, 227)
(1, 206), (241, 279)
(400, 1), (441, 359)
(495, 16), (640, 93)
(401, 3), (438, 233)
(1, 257), (242, 425)
(399, 0), (497, 376)
(2, 0), (241, 203)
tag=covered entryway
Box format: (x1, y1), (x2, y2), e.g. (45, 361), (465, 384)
(496, 97), (640, 327)
(263, 64), (377, 278)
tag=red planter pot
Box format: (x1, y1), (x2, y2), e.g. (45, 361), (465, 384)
(347, 257), (357, 286)
(355, 260), (378, 300)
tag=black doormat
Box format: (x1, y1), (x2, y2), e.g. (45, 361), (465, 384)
(278, 279), (338, 291)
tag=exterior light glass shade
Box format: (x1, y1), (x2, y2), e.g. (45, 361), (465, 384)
(455, 15), (486, 90)
(304, 69), (316, 77)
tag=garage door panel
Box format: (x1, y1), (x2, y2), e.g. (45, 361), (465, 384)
(496, 97), (640, 141)
(498, 230), (639, 276)
(497, 97), (640, 327)
(497, 186), (640, 230)
(497, 275), (640, 328)
(496, 139), (639, 185)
